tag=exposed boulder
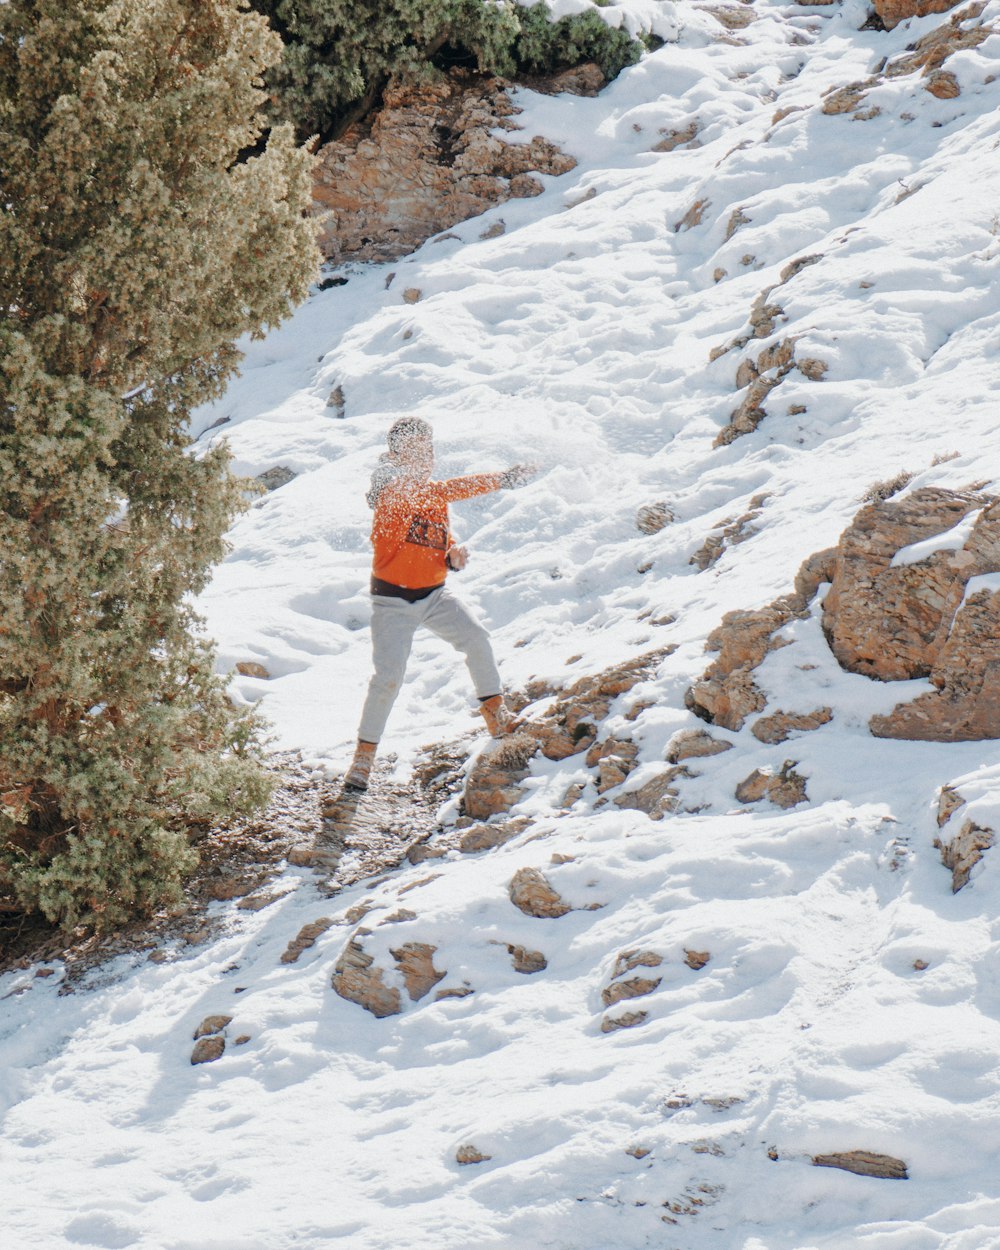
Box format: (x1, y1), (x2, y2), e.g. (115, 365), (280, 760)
(312, 72), (576, 263)
(602, 975), (661, 1007)
(463, 734), (536, 820)
(689, 487), (1000, 743)
(822, 488), (988, 681)
(193, 1014), (232, 1040)
(636, 501), (675, 534)
(601, 1010), (648, 1033)
(812, 1150), (908, 1180)
(614, 767), (687, 819)
(751, 708), (832, 744)
(456, 1144), (492, 1165)
(507, 943), (548, 974)
(690, 494), (769, 569)
(509, 867), (572, 918)
(191, 1036), (226, 1065)
(529, 647), (675, 761)
(936, 819), (995, 892)
(666, 729), (733, 763)
(612, 949), (663, 978)
(280, 917), (334, 964)
(735, 762), (808, 808)
(874, 0), (963, 28)
(332, 935), (402, 1018)
(389, 942), (446, 1001)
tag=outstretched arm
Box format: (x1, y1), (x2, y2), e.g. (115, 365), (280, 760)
(441, 463), (539, 503)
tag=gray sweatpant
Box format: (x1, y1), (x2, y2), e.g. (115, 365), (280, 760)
(357, 587), (501, 744)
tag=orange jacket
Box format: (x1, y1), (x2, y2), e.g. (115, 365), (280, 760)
(370, 469), (507, 590)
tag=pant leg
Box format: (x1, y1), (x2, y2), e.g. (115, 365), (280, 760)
(357, 596), (421, 743)
(421, 587), (502, 699)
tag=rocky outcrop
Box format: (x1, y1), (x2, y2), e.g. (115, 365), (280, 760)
(735, 762), (808, 809)
(463, 734), (536, 820)
(389, 942), (446, 1001)
(509, 867), (572, 918)
(280, 917), (334, 964)
(530, 647), (676, 761)
(812, 1151), (908, 1180)
(312, 71), (578, 262)
(613, 767), (687, 819)
(690, 494), (769, 569)
(874, 0), (963, 29)
(815, 2), (987, 118)
(332, 936), (402, 1018)
(686, 547), (834, 731)
(689, 487), (1000, 743)
(826, 489), (1000, 741)
(936, 816), (995, 892)
(191, 1014), (232, 1065)
(751, 708), (832, 744)
(667, 729), (733, 763)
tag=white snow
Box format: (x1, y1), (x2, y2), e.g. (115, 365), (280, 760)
(7, 2), (1000, 1247)
(891, 509), (982, 567)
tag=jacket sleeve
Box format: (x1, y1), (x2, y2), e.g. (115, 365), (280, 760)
(438, 472), (508, 503)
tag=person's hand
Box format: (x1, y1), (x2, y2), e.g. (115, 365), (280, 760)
(499, 462), (539, 489)
(447, 544), (469, 571)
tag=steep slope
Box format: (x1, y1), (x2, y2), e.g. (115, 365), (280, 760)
(5, 2), (1000, 1248)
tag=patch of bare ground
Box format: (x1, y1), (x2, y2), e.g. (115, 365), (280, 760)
(0, 752), (326, 985)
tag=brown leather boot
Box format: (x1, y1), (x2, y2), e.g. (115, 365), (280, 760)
(344, 740), (377, 792)
(478, 694), (515, 738)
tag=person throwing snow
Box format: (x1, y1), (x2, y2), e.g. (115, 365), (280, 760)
(344, 417), (536, 793)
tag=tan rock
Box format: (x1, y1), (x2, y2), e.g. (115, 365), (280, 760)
(612, 950), (663, 979)
(675, 198), (710, 232)
(191, 1036), (225, 1065)
(463, 733), (536, 820)
(614, 768), (686, 819)
(459, 816), (531, 853)
(527, 647), (675, 761)
(436, 986), (474, 1000)
(822, 82), (871, 116)
(601, 1010), (648, 1033)
(636, 501), (675, 534)
(667, 729), (733, 763)
(823, 488), (989, 682)
(193, 1014), (233, 1039)
(653, 121), (700, 152)
(937, 820), (994, 891)
(312, 72), (576, 263)
(390, 942), (446, 1001)
(735, 762), (808, 808)
(332, 937), (402, 1018)
(690, 495), (768, 568)
(751, 707), (833, 744)
(684, 949), (711, 970)
(456, 1144), (492, 1165)
(509, 867), (571, 918)
(874, 0), (963, 28)
(601, 975), (661, 1007)
(508, 944), (547, 974)
(685, 602), (794, 731)
(936, 784), (966, 828)
(812, 1150), (908, 1180)
(235, 661), (270, 679)
(280, 917), (335, 964)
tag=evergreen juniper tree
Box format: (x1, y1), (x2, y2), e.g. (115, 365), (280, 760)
(252, 0), (642, 143)
(0, 0), (319, 931)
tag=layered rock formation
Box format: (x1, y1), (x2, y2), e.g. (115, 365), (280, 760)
(688, 487), (1000, 742)
(312, 70), (582, 263)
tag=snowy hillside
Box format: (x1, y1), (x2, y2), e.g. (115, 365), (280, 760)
(6, 1), (1000, 1247)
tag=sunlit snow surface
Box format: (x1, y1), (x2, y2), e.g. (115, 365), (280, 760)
(6, 1), (1000, 1246)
